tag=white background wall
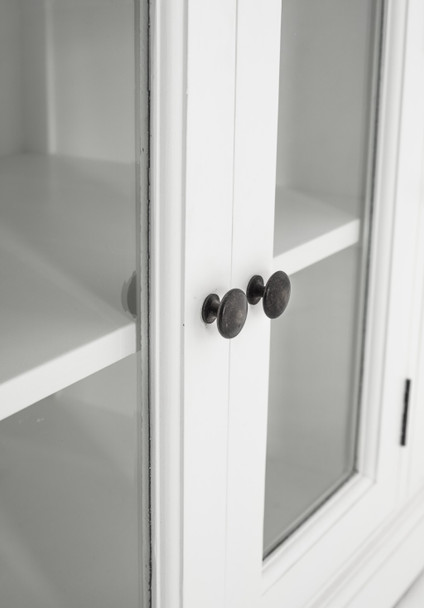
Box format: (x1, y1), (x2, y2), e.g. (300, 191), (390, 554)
(0, 0), (23, 156)
(1, 0), (135, 162)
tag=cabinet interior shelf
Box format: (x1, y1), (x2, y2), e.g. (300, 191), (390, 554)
(273, 188), (361, 275)
(0, 355), (139, 606)
(0, 154), (136, 421)
(0, 159), (361, 420)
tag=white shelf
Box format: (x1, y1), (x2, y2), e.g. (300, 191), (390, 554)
(0, 355), (139, 608)
(273, 187), (361, 275)
(0, 154), (136, 420)
(397, 571), (424, 607)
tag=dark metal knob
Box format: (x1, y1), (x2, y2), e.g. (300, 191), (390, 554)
(246, 270), (291, 319)
(202, 288), (248, 339)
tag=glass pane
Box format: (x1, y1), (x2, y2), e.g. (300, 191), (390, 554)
(264, 0), (383, 556)
(0, 0), (149, 604)
(0, 356), (141, 607)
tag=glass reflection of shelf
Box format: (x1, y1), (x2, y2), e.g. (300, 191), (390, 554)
(273, 187), (361, 275)
(0, 154), (136, 421)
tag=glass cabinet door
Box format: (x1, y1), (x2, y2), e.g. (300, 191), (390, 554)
(264, 0), (384, 556)
(0, 1), (149, 606)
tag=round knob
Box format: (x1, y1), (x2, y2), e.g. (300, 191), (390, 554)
(202, 288), (248, 339)
(246, 270), (291, 319)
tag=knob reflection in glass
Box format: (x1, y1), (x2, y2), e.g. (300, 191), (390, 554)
(202, 288), (248, 339)
(122, 271), (137, 318)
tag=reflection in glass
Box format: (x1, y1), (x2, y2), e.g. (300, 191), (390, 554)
(0, 0), (148, 604)
(264, 0), (383, 555)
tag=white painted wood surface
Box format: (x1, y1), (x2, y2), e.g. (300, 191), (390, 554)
(397, 571), (424, 608)
(0, 155), (136, 419)
(227, 1), (282, 605)
(397, 0), (424, 501)
(181, 1), (237, 605)
(151, 0), (424, 605)
(150, 0), (237, 606)
(149, 0), (187, 605)
(273, 188), (360, 275)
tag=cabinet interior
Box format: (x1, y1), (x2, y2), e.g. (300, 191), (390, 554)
(272, 0), (378, 274)
(0, 354), (140, 608)
(265, 246), (362, 553)
(265, 0), (381, 555)
(0, 0), (137, 417)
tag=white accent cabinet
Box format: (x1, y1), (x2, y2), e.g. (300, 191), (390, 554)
(152, 0), (424, 606)
(1, 1), (424, 607)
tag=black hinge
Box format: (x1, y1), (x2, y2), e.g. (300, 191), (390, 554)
(400, 379), (412, 447)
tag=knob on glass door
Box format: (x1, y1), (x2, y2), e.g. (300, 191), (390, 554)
(202, 288), (248, 339)
(246, 270), (291, 319)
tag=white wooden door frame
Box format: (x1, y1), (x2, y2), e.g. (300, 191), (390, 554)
(149, 0), (187, 605)
(401, 0), (424, 502)
(228, 1), (422, 606)
(149, 0), (424, 606)
(150, 1), (238, 606)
